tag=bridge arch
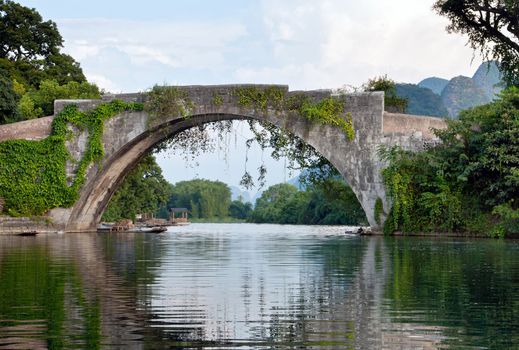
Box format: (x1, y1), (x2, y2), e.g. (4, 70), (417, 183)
(68, 113), (362, 230)
(52, 85), (389, 231)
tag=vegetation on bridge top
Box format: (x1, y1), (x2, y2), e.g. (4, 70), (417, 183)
(235, 85), (355, 141)
(145, 85), (355, 141)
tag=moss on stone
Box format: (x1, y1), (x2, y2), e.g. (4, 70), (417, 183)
(234, 86), (355, 140)
(145, 85), (194, 123)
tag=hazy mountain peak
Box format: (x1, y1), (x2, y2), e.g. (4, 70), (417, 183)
(472, 61), (503, 100)
(418, 77), (449, 95)
(441, 75), (491, 118)
(395, 83), (449, 117)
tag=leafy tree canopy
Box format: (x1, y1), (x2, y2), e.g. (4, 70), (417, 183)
(250, 183), (300, 224)
(18, 79), (100, 119)
(229, 200), (253, 220)
(0, 1), (90, 124)
(381, 87), (519, 236)
(0, 0), (62, 61)
(166, 179), (231, 219)
(249, 180), (367, 225)
(365, 75), (408, 112)
(434, 0), (519, 85)
(0, 67), (19, 123)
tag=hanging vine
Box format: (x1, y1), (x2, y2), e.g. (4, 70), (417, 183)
(233, 86), (355, 141)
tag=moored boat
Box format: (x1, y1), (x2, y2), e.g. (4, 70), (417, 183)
(97, 223), (167, 233)
(130, 226), (167, 233)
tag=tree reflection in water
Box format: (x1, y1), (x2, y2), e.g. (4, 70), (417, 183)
(0, 227), (518, 349)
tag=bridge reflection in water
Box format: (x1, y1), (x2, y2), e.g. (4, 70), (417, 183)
(0, 225), (518, 349)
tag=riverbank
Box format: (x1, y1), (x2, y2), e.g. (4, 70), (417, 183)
(361, 230), (518, 239)
(0, 216), (514, 239)
(190, 217), (246, 224)
(0, 215), (61, 235)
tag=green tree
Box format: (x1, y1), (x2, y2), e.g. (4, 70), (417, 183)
(365, 75), (408, 112)
(0, 67), (19, 123)
(302, 179), (368, 225)
(0, 0), (62, 61)
(381, 87), (519, 236)
(0, 53), (87, 91)
(279, 191), (310, 224)
(102, 155), (172, 222)
(434, 0), (519, 85)
(166, 179), (231, 219)
(19, 79), (100, 118)
(438, 88), (519, 207)
(249, 180), (367, 225)
(0, 1), (91, 124)
(229, 200), (253, 220)
(38, 52), (86, 85)
(0, 0), (86, 87)
(250, 183), (299, 223)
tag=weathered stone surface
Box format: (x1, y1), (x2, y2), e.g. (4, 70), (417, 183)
(0, 116), (53, 142)
(383, 112), (447, 140)
(0, 85), (447, 233)
(65, 125), (89, 185)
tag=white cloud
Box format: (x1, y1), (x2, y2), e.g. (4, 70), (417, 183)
(58, 18), (248, 70)
(86, 73), (121, 93)
(56, 1), (482, 92)
(235, 0), (482, 90)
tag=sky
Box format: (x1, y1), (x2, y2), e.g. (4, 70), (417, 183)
(18, 0), (482, 196)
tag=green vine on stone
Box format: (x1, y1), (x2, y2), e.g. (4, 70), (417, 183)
(298, 97), (355, 140)
(212, 93), (223, 106)
(234, 86), (355, 141)
(378, 146), (416, 234)
(145, 85), (194, 123)
(235, 86), (286, 111)
(0, 100), (143, 216)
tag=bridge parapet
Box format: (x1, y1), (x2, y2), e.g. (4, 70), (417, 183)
(383, 112), (447, 140)
(382, 112), (447, 152)
(0, 116), (53, 142)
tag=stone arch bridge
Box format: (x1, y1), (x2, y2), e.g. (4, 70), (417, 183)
(0, 85), (446, 232)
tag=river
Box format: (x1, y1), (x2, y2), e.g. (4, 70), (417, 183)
(0, 223), (518, 349)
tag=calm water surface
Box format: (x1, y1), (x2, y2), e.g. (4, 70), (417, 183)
(1, 223), (519, 349)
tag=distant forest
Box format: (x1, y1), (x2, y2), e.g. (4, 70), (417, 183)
(103, 168), (367, 226)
